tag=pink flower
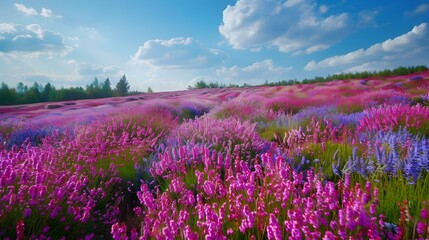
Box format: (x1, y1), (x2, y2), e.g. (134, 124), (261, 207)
(421, 208), (428, 219)
(267, 214), (282, 240)
(416, 221), (427, 235)
(184, 225), (198, 240)
(322, 231), (336, 240)
(239, 205), (255, 233)
(203, 180), (216, 197)
(111, 222), (128, 240)
(16, 220), (25, 240)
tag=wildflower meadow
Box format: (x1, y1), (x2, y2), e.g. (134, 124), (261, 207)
(1, 71), (429, 239)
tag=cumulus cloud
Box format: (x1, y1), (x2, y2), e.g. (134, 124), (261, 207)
(217, 59), (292, 83)
(15, 3), (62, 19)
(40, 8), (62, 19)
(14, 3), (37, 16)
(219, 0), (350, 54)
(0, 23), (70, 56)
(131, 37), (223, 69)
(77, 63), (119, 76)
(305, 23), (429, 71)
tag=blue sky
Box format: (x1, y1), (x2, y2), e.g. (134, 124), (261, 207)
(0, 0), (428, 92)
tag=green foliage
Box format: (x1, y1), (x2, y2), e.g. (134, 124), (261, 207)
(187, 65), (427, 89)
(102, 78), (113, 97)
(264, 65), (428, 87)
(115, 75), (130, 96)
(0, 83), (18, 105)
(187, 80), (252, 89)
(0, 75), (132, 105)
(302, 142), (354, 180)
(356, 172), (429, 224)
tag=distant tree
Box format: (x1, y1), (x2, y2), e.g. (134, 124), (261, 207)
(0, 83), (17, 105)
(42, 83), (54, 102)
(86, 77), (103, 98)
(16, 82), (28, 95)
(115, 75), (130, 96)
(193, 80), (209, 89)
(57, 87), (87, 101)
(24, 82), (42, 103)
(102, 78), (113, 97)
(147, 86), (154, 93)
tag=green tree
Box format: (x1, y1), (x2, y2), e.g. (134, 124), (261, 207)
(42, 83), (54, 102)
(102, 78), (113, 97)
(0, 83), (18, 105)
(147, 86), (153, 93)
(86, 77), (102, 98)
(194, 80), (208, 89)
(16, 82), (28, 95)
(115, 75), (130, 96)
(24, 82), (42, 103)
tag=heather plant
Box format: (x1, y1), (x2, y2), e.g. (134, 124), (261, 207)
(6, 126), (63, 149)
(209, 96), (275, 123)
(0, 117), (24, 141)
(2, 72), (429, 239)
(328, 111), (366, 128)
(264, 97), (303, 114)
(361, 89), (411, 107)
(177, 102), (210, 121)
(169, 116), (268, 160)
(0, 105), (179, 239)
(114, 147), (387, 239)
(73, 107), (177, 181)
(0, 140), (123, 239)
(331, 129), (429, 224)
(257, 113), (299, 141)
(291, 106), (338, 124)
(358, 103), (429, 136)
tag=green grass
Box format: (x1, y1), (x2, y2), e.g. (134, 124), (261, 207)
(300, 141), (354, 180)
(258, 126), (294, 141)
(364, 172), (429, 224)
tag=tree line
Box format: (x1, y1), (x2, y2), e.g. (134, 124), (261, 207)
(0, 75), (132, 105)
(188, 65), (428, 89)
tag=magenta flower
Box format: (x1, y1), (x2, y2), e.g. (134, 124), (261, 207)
(267, 214), (282, 240)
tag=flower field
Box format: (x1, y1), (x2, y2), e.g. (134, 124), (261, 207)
(1, 71), (429, 239)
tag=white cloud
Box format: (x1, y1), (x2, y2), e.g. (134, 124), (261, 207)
(14, 3), (37, 16)
(15, 3), (62, 19)
(305, 23), (429, 71)
(0, 23), (16, 34)
(77, 63), (119, 76)
(131, 37), (223, 69)
(410, 4), (429, 15)
(40, 8), (62, 19)
(0, 23), (70, 56)
(219, 0), (350, 54)
(217, 59), (292, 83)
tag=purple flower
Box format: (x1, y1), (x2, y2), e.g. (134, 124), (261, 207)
(267, 214), (282, 240)
(421, 208), (428, 219)
(416, 221), (427, 235)
(203, 180), (216, 197)
(23, 208), (32, 218)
